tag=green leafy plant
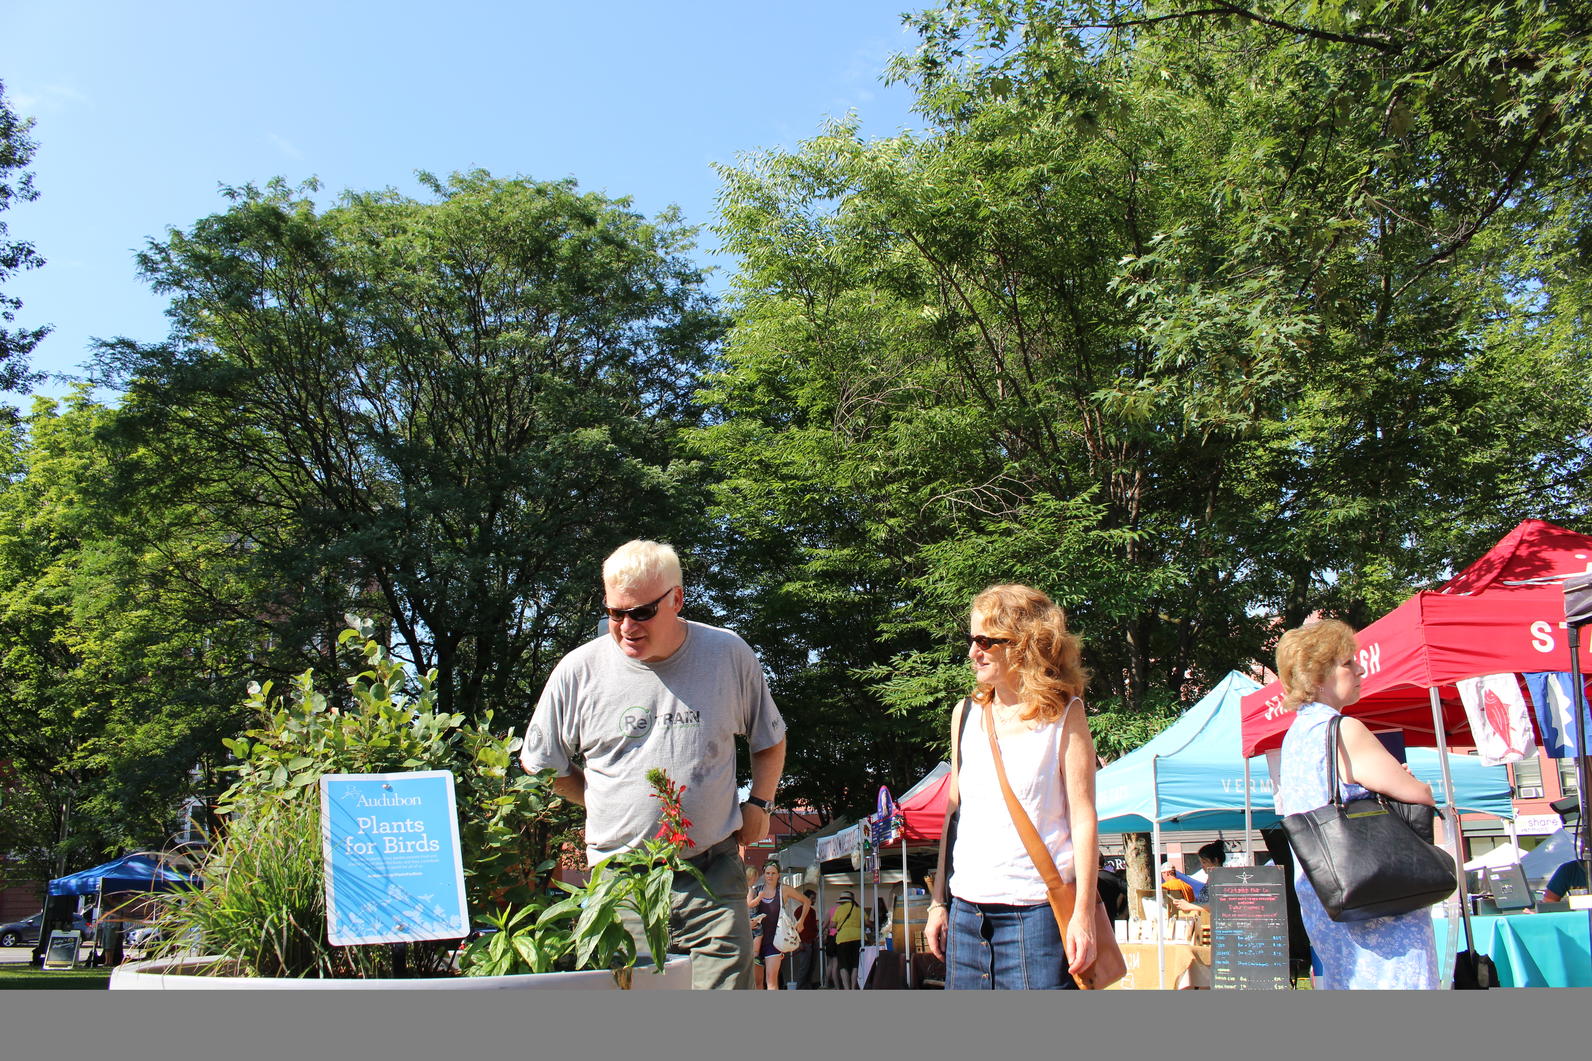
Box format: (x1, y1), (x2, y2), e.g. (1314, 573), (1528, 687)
(460, 768), (707, 981)
(144, 622), (579, 978)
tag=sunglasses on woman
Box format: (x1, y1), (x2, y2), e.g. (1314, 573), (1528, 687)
(604, 587), (677, 624)
(966, 635), (1011, 650)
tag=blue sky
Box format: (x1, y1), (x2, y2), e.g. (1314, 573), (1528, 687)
(2, 1), (927, 407)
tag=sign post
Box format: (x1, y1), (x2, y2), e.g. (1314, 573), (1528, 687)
(320, 770), (469, 947)
(1207, 865), (1290, 990)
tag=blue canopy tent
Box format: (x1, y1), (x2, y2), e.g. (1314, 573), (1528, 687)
(1093, 670), (1514, 986)
(1096, 671), (1516, 835)
(1096, 672), (1271, 836)
(48, 851), (201, 896)
(45, 851), (201, 964)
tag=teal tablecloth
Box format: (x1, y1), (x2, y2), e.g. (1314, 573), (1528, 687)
(1434, 910), (1592, 987)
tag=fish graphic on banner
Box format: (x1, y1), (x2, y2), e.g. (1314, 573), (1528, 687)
(1523, 672), (1592, 759)
(1457, 673), (1537, 765)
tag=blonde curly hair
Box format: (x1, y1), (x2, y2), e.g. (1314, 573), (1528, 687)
(1276, 619), (1359, 711)
(969, 584), (1090, 724)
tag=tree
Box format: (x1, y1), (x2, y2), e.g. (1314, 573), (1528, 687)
(0, 78), (47, 393)
(701, 0), (1592, 816)
(894, 0), (1592, 609)
(0, 392), (286, 866)
(95, 172), (722, 733)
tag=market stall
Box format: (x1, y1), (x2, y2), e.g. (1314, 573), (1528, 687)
(1096, 670), (1513, 987)
(799, 768), (948, 988)
(1432, 909), (1592, 988)
(47, 850), (202, 966)
(1239, 518), (1592, 986)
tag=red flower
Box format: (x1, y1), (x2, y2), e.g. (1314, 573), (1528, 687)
(647, 769), (695, 851)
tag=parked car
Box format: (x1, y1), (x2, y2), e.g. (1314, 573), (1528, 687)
(0, 911), (91, 947)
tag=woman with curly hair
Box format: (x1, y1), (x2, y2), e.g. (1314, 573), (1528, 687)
(1272, 619), (1439, 989)
(923, 584), (1101, 989)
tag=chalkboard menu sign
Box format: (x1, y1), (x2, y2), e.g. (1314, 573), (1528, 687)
(1484, 863), (1533, 911)
(1208, 866), (1290, 990)
(42, 930), (82, 971)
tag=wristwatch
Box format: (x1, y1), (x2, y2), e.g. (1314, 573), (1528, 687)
(744, 794), (772, 811)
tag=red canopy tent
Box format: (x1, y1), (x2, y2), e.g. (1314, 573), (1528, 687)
(891, 763), (950, 846)
(1237, 519), (1592, 984)
(1240, 519), (1592, 756)
(834, 766), (950, 989)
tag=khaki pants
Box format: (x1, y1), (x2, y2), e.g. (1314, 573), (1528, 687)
(620, 836), (754, 989)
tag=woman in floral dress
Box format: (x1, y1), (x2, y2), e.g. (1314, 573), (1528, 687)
(1273, 620), (1441, 989)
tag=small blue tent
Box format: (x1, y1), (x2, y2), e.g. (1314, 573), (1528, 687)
(48, 851), (201, 896)
(1095, 670), (1515, 835)
(1093, 671), (1514, 989)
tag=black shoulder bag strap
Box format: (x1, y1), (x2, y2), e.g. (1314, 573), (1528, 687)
(942, 698), (973, 891)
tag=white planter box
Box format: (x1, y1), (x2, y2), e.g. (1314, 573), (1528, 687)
(110, 953), (692, 990)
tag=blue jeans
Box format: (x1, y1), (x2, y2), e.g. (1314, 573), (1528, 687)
(946, 897), (1077, 990)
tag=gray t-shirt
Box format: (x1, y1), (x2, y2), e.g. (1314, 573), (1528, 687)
(521, 620), (786, 863)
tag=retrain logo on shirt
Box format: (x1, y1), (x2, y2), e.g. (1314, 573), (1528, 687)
(620, 705), (701, 740)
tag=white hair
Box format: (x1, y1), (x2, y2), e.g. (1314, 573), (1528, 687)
(602, 540), (683, 592)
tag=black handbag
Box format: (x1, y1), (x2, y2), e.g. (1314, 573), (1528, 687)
(1280, 715), (1457, 922)
(1453, 949), (1498, 990)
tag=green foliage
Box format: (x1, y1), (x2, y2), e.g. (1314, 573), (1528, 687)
(458, 769), (704, 981)
(94, 170), (723, 735)
(0, 391), (289, 867)
(147, 624), (579, 978)
(0, 77), (47, 389)
(702, 0), (1592, 785)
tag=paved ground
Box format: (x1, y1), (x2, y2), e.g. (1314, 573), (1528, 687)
(0, 943), (141, 967)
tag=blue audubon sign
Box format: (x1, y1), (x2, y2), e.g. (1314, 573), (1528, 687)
(320, 770), (469, 946)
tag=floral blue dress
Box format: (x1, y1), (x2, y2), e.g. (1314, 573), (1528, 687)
(1275, 702), (1439, 989)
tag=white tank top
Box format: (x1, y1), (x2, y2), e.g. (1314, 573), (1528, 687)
(949, 699), (1077, 904)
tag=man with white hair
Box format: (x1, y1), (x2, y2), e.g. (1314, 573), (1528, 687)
(520, 539), (788, 988)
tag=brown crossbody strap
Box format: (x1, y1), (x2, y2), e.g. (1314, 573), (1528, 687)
(981, 699), (1080, 914)
(978, 696), (1124, 989)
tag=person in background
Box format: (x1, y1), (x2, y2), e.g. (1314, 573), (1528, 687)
(826, 890), (862, 989)
(1096, 857), (1128, 923)
(1169, 841), (1226, 915)
(1542, 859), (1587, 903)
(821, 892), (841, 986)
(746, 864), (764, 966)
(791, 888), (820, 988)
(924, 584), (1102, 989)
(1160, 863), (1195, 905)
(872, 897), (890, 946)
(1272, 619), (1439, 989)
(746, 859), (812, 990)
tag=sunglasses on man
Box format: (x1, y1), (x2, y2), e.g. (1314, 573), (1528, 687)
(604, 587), (678, 624)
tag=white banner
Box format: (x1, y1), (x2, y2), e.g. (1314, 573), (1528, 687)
(814, 824), (860, 864)
(1457, 673), (1536, 766)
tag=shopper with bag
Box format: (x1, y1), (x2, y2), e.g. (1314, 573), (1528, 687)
(1273, 620), (1441, 989)
(825, 891), (861, 988)
(923, 584), (1117, 989)
(746, 859), (811, 989)
(790, 888), (820, 988)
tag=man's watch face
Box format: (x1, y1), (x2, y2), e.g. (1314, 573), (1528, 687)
(746, 796), (770, 810)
